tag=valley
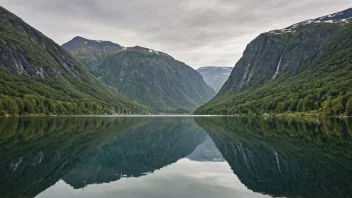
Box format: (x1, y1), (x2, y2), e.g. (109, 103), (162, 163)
(0, 6), (351, 117)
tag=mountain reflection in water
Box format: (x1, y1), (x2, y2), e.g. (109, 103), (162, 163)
(0, 116), (351, 198)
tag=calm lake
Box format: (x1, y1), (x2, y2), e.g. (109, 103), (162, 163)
(0, 116), (351, 198)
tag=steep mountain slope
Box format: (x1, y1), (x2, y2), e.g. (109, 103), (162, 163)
(196, 66), (233, 92)
(0, 6), (146, 116)
(63, 38), (215, 112)
(196, 8), (352, 116)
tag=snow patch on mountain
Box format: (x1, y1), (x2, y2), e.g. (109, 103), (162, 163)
(270, 8), (352, 34)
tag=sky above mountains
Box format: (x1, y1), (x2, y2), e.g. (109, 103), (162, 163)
(1, 0), (352, 68)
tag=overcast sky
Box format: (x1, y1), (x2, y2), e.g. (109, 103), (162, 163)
(1, 0), (352, 68)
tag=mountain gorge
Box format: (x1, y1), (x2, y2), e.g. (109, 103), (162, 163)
(196, 8), (352, 116)
(0, 6), (146, 116)
(63, 37), (215, 112)
(196, 66), (233, 92)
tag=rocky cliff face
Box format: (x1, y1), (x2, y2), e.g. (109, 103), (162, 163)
(196, 66), (233, 92)
(221, 9), (352, 93)
(63, 38), (216, 112)
(0, 7), (85, 78)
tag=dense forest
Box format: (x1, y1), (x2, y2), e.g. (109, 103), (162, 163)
(0, 68), (145, 116)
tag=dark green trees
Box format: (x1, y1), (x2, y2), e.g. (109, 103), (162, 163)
(346, 98), (352, 116)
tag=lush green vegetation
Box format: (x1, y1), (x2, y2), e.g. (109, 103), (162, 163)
(0, 6), (147, 116)
(195, 23), (352, 116)
(0, 67), (145, 116)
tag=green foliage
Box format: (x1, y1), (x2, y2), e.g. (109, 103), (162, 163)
(0, 66), (146, 116)
(346, 97), (352, 116)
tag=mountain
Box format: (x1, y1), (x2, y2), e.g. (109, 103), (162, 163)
(196, 66), (233, 92)
(0, 6), (147, 116)
(63, 37), (216, 113)
(196, 8), (352, 116)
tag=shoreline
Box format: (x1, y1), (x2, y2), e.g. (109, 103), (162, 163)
(0, 114), (231, 118)
(231, 113), (351, 119)
(0, 113), (350, 118)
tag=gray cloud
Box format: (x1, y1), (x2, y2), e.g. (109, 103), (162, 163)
(1, 0), (352, 68)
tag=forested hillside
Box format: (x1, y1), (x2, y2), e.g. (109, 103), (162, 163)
(0, 6), (147, 116)
(196, 8), (352, 116)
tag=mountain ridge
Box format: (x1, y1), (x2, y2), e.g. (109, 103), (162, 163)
(63, 37), (216, 113)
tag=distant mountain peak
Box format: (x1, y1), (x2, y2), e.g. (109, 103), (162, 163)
(196, 66), (233, 93)
(64, 36), (122, 48)
(197, 66), (233, 72)
(270, 7), (352, 34)
(72, 36), (85, 40)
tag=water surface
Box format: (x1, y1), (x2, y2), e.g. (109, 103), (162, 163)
(0, 116), (351, 198)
